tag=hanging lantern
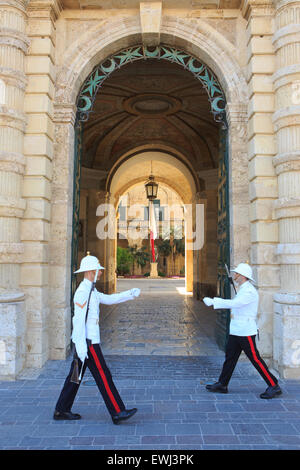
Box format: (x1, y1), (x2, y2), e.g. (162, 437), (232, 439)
(145, 175), (158, 201)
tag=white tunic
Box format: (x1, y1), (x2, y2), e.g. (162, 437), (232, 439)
(212, 281), (259, 336)
(71, 278), (138, 362)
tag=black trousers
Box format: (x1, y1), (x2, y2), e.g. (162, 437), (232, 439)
(219, 334), (278, 387)
(55, 342), (125, 417)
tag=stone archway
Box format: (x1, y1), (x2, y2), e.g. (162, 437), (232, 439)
(71, 43), (227, 294)
(105, 150), (198, 294)
(51, 16), (249, 360)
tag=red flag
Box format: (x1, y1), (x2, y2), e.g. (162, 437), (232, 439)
(149, 201), (157, 262)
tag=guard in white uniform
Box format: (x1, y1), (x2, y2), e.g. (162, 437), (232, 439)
(203, 263), (282, 399)
(54, 254), (140, 424)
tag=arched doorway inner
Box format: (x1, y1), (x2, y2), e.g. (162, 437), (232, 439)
(108, 150), (197, 292)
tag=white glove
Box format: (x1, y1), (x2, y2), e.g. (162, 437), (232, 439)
(75, 345), (88, 363)
(131, 288), (140, 298)
(203, 297), (214, 307)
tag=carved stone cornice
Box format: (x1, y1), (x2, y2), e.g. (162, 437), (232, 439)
(241, 0), (275, 20)
(225, 102), (248, 127)
(26, 0), (62, 21)
(53, 103), (77, 125)
(0, 29), (30, 53)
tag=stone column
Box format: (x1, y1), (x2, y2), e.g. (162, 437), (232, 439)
(86, 188), (110, 291)
(192, 190), (207, 299)
(91, 188), (116, 293)
(0, 0), (29, 379)
(226, 102), (250, 267)
(186, 192), (202, 294)
(105, 192), (117, 293)
(21, 0), (60, 368)
(50, 104), (76, 360)
(197, 170), (218, 298)
(242, 0), (280, 359)
(272, 0), (300, 378)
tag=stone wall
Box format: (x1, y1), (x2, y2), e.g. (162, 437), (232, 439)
(272, 0), (300, 378)
(0, 0), (299, 378)
(50, 1), (280, 372)
(0, 0), (28, 379)
(243, 0), (280, 359)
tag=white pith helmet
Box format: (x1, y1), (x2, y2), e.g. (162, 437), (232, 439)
(231, 263), (255, 283)
(74, 252), (105, 274)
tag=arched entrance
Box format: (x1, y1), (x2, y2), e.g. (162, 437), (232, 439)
(50, 18), (249, 360)
(71, 44), (231, 350)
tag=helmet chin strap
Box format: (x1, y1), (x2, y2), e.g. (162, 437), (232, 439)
(93, 267), (99, 284)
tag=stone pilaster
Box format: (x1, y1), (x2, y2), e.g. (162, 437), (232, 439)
(185, 191), (200, 295)
(95, 190), (110, 287)
(103, 192), (117, 294)
(242, 0), (280, 359)
(21, 0), (61, 368)
(272, 0), (300, 378)
(83, 188), (110, 291)
(0, 0), (29, 379)
(50, 103), (76, 359)
(225, 102), (250, 266)
(196, 170), (218, 298)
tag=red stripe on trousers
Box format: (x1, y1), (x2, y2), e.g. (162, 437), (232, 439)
(89, 345), (121, 413)
(247, 336), (275, 386)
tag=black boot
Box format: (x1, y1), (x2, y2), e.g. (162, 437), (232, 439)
(112, 408), (137, 425)
(53, 410), (81, 420)
(206, 382), (228, 394)
(260, 384), (282, 399)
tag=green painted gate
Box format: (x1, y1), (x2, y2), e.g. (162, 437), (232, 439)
(71, 122), (83, 309)
(215, 125), (231, 351)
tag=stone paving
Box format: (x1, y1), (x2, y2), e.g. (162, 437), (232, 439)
(0, 279), (299, 450)
(101, 279), (224, 357)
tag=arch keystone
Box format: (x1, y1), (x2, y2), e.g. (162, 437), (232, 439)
(140, 2), (162, 47)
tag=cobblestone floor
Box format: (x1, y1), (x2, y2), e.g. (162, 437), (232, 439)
(0, 279), (299, 450)
(101, 279), (223, 356)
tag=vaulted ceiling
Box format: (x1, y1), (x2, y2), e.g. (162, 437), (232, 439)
(81, 58), (221, 173)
